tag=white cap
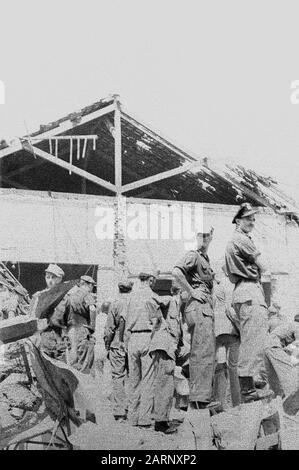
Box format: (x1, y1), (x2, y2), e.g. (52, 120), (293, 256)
(45, 264), (65, 278)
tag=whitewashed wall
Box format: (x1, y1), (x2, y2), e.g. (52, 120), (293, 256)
(0, 189), (298, 317)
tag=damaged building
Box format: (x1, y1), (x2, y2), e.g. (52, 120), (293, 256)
(0, 94), (298, 317)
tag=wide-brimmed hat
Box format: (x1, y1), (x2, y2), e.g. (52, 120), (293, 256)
(232, 203), (259, 224)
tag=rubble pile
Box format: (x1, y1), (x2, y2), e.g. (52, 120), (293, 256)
(0, 341), (44, 445)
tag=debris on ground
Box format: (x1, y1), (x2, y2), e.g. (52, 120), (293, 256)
(0, 340), (44, 446)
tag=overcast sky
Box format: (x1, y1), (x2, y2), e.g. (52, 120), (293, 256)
(1, 0), (299, 201)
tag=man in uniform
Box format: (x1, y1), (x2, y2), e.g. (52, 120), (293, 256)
(123, 271), (162, 428)
(172, 226), (216, 410)
(104, 280), (133, 421)
(213, 264), (241, 408)
(149, 283), (183, 434)
(31, 264), (67, 359)
(264, 314), (299, 398)
(225, 203), (271, 402)
(51, 275), (97, 373)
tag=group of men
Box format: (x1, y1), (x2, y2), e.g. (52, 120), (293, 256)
(103, 201), (299, 433)
(31, 264), (97, 373)
(31, 201), (299, 433)
(104, 273), (185, 434)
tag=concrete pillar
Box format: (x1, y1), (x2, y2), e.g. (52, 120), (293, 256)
(113, 194), (128, 283)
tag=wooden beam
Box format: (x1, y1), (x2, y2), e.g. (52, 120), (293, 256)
(22, 142), (116, 194)
(28, 135), (98, 140)
(121, 111), (197, 163)
(0, 105), (114, 162)
(23, 103), (115, 145)
(114, 102), (122, 194)
(121, 161), (203, 193)
(0, 141), (23, 160)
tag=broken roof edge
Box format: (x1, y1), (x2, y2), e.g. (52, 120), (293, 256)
(205, 157), (299, 212)
(0, 94), (117, 157)
(27, 94), (116, 138)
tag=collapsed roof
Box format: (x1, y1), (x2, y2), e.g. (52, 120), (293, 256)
(0, 95), (298, 221)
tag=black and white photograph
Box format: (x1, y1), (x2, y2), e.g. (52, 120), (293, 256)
(1, 0), (299, 454)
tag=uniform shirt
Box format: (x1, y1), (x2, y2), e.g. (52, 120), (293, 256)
(213, 276), (238, 337)
(30, 288), (50, 317)
(225, 228), (260, 285)
(51, 285), (96, 330)
(174, 249), (214, 302)
(267, 321), (299, 348)
(149, 295), (183, 360)
(104, 294), (130, 349)
(122, 285), (165, 333)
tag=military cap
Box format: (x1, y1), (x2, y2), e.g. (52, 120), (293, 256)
(80, 275), (96, 284)
(45, 264), (65, 278)
(232, 203), (258, 224)
(118, 280), (133, 292)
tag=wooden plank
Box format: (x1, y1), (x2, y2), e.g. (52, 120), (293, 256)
(29, 135), (98, 140)
(114, 103), (122, 194)
(22, 142), (116, 193)
(0, 141), (23, 160)
(121, 161), (202, 193)
(24, 104), (115, 145)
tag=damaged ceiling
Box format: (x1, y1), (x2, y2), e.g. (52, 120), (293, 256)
(0, 96), (298, 219)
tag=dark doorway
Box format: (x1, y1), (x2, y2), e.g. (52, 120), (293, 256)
(4, 262), (97, 296)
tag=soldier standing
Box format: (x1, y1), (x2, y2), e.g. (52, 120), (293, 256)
(51, 275), (97, 373)
(31, 264), (66, 359)
(149, 287), (183, 434)
(104, 280), (133, 421)
(225, 203), (271, 402)
(172, 226), (216, 410)
(213, 265), (241, 408)
(123, 271), (160, 428)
